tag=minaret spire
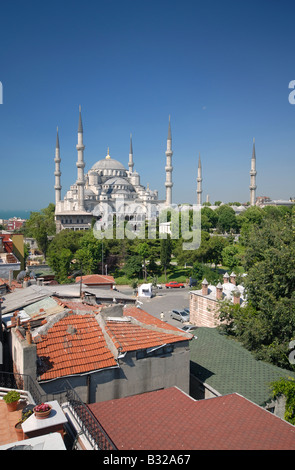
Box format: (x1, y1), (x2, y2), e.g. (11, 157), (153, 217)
(128, 133), (134, 173)
(197, 152), (202, 205)
(54, 127), (62, 205)
(76, 105), (85, 211)
(165, 115), (173, 205)
(249, 138), (257, 206)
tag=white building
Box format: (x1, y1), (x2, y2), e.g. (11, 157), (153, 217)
(54, 108), (174, 233)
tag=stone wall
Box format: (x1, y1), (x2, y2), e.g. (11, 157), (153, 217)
(189, 292), (220, 328)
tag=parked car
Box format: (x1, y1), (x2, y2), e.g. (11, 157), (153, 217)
(183, 308), (190, 315)
(165, 281), (185, 289)
(170, 309), (190, 323)
(181, 324), (197, 333)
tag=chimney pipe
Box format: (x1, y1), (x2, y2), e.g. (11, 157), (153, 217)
(233, 289), (241, 305)
(230, 272), (236, 285)
(201, 279), (208, 296)
(26, 323), (32, 344)
(223, 272), (229, 283)
(216, 282), (223, 300)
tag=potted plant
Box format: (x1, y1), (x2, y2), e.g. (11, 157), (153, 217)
(15, 410), (33, 441)
(3, 390), (21, 412)
(33, 402), (52, 419)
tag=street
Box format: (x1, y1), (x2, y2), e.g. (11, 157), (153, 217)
(118, 285), (192, 328)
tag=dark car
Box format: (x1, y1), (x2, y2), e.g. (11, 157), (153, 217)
(181, 324), (197, 333)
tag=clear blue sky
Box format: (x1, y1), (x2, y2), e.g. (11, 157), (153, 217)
(0, 0), (295, 212)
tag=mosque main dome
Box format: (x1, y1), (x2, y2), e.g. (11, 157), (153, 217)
(91, 148), (127, 173)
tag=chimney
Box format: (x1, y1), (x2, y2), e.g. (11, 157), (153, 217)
(201, 279), (208, 296)
(216, 282), (223, 300)
(26, 323), (32, 345)
(230, 272), (236, 285)
(11, 311), (18, 327)
(223, 272), (229, 283)
(233, 289), (241, 305)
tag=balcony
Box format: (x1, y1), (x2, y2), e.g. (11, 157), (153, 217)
(0, 371), (116, 450)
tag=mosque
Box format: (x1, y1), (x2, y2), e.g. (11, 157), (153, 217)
(54, 107), (257, 233)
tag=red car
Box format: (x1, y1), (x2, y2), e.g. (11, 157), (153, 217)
(165, 281), (185, 289)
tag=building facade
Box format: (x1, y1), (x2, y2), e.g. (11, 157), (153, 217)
(189, 272), (245, 327)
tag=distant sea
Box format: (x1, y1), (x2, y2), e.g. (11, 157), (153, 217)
(0, 209), (37, 220)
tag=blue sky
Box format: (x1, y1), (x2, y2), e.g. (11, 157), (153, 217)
(0, 0), (295, 212)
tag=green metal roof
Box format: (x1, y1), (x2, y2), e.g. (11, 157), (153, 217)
(190, 327), (295, 407)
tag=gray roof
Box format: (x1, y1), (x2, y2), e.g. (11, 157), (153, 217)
(1, 285), (54, 314)
(190, 327), (295, 407)
(1, 284), (135, 316)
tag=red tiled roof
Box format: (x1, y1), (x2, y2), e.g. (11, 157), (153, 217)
(123, 306), (183, 332)
(88, 387), (295, 450)
(55, 298), (101, 313)
(35, 313), (117, 381)
(106, 318), (188, 353)
(75, 274), (115, 285)
(34, 306), (190, 381)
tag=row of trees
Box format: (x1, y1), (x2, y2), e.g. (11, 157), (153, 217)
(218, 207), (295, 371)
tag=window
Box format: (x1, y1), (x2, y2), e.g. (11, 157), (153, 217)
(136, 345), (174, 359)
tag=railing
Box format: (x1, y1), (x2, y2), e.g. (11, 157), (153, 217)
(0, 371), (116, 450)
(0, 371), (43, 404)
(65, 385), (117, 450)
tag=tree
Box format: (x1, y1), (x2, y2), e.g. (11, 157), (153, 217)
(222, 244), (240, 270)
(217, 209), (295, 369)
(123, 254), (143, 279)
(160, 236), (172, 280)
(206, 235), (228, 267)
(24, 203), (56, 256)
(215, 205), (238, 233)
(47, 230), (84, 283)
(270, 378), (295, 425)
(74, 230), (103, 274)
(136, 242), (150, 281)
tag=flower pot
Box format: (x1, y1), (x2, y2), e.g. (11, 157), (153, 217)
(33, 403), (52, 419)
(15, 421), (24, 441)
(6, 400), (19, 412)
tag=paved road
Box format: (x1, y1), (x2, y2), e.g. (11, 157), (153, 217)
(117, 285), (192, 328)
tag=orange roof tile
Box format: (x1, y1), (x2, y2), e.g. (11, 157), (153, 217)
(34, 306), (191, 382)
(106, 320), (188, 352)
(35, 313), (117, 381)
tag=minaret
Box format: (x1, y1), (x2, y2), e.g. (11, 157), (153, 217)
(165, 115), (173, 205)
(197, 152), (202, 205)
(249, 138), (257, 206)
(54, 127), (62, 205)
(128, 133), (134, 173)
(76, 105), (85, 211)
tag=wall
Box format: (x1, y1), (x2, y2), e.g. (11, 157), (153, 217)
(11, 327), (37, 379)
(39, 340), (191, 403)
(190, 292), (220, 328)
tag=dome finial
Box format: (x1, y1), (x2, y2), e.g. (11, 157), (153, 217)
(106, 147), (111, 159)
